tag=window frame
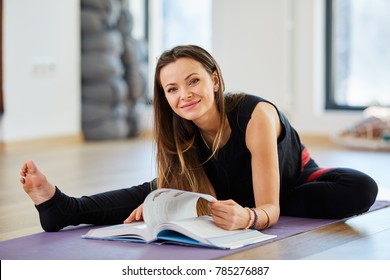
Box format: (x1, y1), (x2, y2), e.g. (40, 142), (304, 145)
(324, 0), (366, 111)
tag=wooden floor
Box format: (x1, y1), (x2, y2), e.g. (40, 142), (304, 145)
(1, 135), (389, 259)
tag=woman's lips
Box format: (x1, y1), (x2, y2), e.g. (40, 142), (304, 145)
(181, 99), (201, 110)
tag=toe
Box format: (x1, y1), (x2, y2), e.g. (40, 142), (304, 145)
(26, 160), (38, 174)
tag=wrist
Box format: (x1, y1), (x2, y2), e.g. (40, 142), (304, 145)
(243, 207), (254, 230)
(249, 208), (258, 229)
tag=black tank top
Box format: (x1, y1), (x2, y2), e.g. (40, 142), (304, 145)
(197, 94), (302, 207)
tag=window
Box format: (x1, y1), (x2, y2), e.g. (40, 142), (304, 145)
(149, 0), (212, 57)
(161, 0), (212, 51)
(147, 0), (212, 99)
(325, 0), (390, 110)
(129, 0), (149, 42)
(0, 0), (3, 115)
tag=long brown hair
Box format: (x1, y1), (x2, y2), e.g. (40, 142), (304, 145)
(153, 45), (242, 214)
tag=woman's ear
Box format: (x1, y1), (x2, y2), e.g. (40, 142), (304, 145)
(212, 71), (220, 91)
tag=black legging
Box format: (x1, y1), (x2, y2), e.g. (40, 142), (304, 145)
(36, 182), (154, 232)
(36, 167), (378, 232)
(280, 159), (378, 219)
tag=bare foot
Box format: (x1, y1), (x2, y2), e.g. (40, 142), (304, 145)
(20, 160), (56, 205)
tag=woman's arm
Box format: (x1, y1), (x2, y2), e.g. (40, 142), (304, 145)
(245, 101), (281, 229)
(209, 102), (281, 230)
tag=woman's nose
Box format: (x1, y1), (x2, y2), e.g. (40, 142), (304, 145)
(181, 89), (193, 100)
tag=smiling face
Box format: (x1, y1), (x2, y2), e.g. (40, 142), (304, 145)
(159, 57), (219, 125)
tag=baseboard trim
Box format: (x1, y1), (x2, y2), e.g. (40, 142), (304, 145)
(299, 133), (336, 147)
(0, 134), (84, 154)
(0, 132), (335, 154)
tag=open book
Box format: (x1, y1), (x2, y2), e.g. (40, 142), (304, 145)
(82, 188), (276, 249)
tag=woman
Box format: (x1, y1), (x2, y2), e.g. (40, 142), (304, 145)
(20, 45), (378, 232)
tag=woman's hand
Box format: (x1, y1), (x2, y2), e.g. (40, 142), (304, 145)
(124, 203), (144, 224)
(209, 199), (249, 230)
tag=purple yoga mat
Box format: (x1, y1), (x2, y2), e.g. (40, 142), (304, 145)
(1, 201), (388, 260)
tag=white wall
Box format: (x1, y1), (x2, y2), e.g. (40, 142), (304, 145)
(212, 0), (362, 135)
(292, 0), (361, 134)
(1, 0), (364, 143)
(213, 0), (291, 112)
(1, 0), (81, 142)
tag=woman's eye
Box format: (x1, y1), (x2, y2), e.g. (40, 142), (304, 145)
(189, 78), (199, 86)
(167, 87), (177, 94)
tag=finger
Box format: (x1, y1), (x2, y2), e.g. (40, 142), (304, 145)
(209, 202), (231, 214)
(210, 209), (224, 220)
(123, 210), (136, 224)
(135, 208), (143, 221)
(213, 199), (236, 205)
(211, 215), (232, 230)
(210, 199), (236, 208)
(136, 205), (145, 221)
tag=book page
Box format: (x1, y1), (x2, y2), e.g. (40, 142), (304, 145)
(155, 216), (276, 249)
(155, 216), (235, 244)
(143, 189), (215, 230)
(82, 222), (154, 242)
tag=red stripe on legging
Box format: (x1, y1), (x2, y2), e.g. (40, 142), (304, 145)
(307, 168), (332, 182)
(301, 147), (311, 171)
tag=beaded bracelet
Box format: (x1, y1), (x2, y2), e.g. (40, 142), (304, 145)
(249, 208), (258, 229)
(244, 207), (254, 230)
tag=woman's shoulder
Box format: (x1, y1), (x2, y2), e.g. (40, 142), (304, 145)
(225, 92), (271, 114)
(225, 93), (267, 132)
